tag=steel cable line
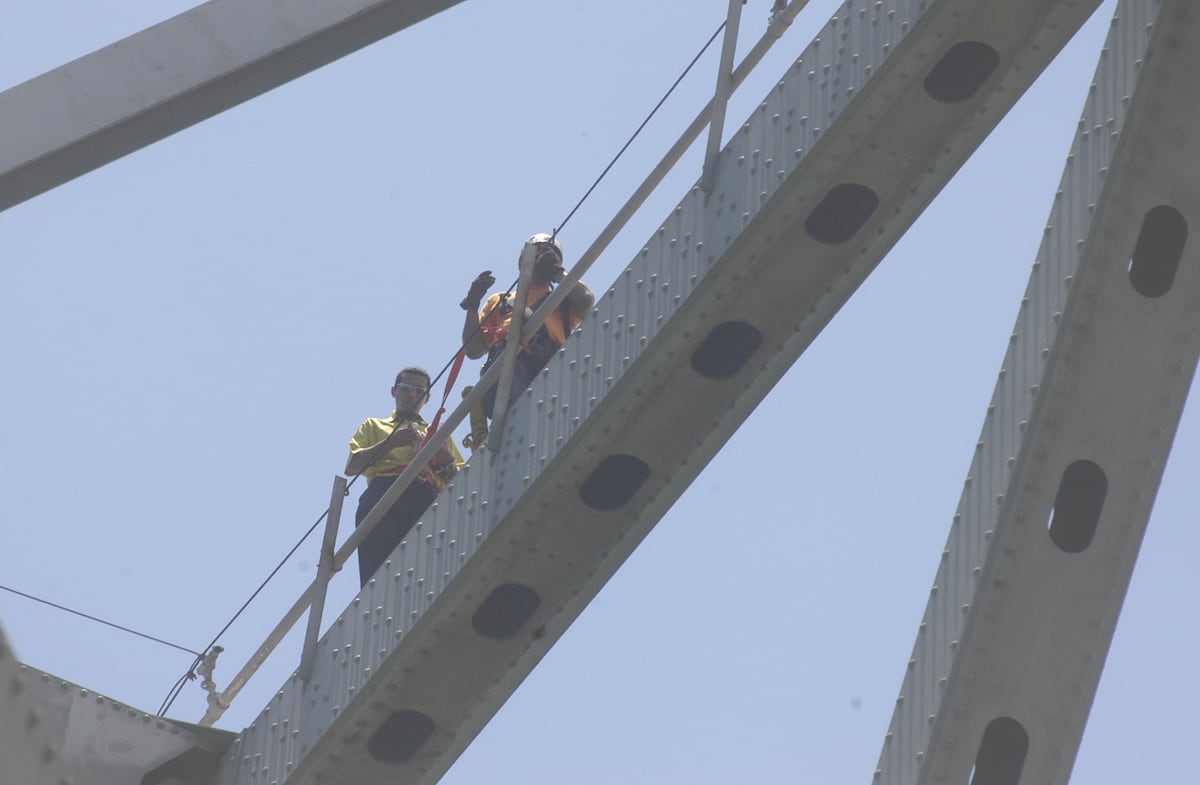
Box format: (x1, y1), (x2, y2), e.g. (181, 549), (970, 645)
(552, 19), (726, 236)
(0, 583), (203, 657)
(156, 504), (333, 715)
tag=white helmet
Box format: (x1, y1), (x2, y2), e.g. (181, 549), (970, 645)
(520, 232), (565, 281)
(524, 232), (563, 258)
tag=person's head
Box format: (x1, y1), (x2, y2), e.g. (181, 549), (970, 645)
(524, 232), (565, 284)
(392, 366), (432, 415)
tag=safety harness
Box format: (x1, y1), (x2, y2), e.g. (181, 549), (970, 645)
(480, 288), (574, 375)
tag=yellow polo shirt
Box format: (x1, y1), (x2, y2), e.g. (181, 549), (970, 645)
(346, 412), (464, 489)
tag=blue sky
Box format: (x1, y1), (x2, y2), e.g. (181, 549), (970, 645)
(2, 1), (1195, 783)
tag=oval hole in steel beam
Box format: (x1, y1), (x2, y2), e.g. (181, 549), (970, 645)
(472, 583), (542, 640)
(691, 320), (763, 379)
(367, 709), (436, 764)
(1047, 459), (1107, 554)
(805, 183), (879, 245)
(579, 454), (650, 511)
(969, 716), (1029, 785)
(1128, 204), (1188, 298)
(924, 41), (1000, 104)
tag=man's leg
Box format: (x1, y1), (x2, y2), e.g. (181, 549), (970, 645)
(481, 379), (497, 419)
(482, 354), (541, 419)
(387, 480), (438, 541)
(354, 478), (439, 587)
(355, 478), (393, 587)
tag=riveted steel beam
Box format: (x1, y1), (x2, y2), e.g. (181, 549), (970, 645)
(0, 0), (467, 213)
(874, 2), (1200, 784)
(11, 663), (235, 785)
(0, 627), (70, 785)
(205, 1), (1114, 783)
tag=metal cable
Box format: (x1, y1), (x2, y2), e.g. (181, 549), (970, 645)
(155, 506), (331, 715)
(0, 582), (203, 657)
(553, 19), (727, 236)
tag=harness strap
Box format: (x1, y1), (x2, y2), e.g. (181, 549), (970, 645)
(423, 349), (466, 447)
(483, 290), (573, 359)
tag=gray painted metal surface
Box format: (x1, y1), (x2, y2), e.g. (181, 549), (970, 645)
(875, 1), (1200, 783)
(206, 1), (1110, 784)
(12, 663), (235, 785)
(0, 0), (466, 213)
(0, 625), (71, 785)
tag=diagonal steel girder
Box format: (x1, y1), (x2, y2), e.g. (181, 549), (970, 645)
(204, 1), (1112, 784)
(0, 624), (70, 785)
(0, 0), (467, 213)
(875, 1), (1200, 783)
(3, 632), (235, 785)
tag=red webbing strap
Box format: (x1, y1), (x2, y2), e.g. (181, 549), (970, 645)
(422, 349), (466, 446)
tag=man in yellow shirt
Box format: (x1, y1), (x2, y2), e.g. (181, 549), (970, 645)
(346, 366), (463, 587)
(460, 233), (594, 418)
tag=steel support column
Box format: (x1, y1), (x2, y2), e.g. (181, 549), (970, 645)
(874, 1), (1200, 783)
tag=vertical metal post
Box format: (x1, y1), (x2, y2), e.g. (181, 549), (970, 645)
(297, 476), (346, 683)
(699, 0), (744, 193)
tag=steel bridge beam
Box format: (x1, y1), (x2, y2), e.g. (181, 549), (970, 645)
(0, 653), (235, 785)
(0, 0), (466, 213)
(0, 625), (70, 785)
(205, 1), (1113, 783)
(875, 1), (1200, 783)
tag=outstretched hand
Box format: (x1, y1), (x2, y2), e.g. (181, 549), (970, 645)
(461, 270), (496, 311)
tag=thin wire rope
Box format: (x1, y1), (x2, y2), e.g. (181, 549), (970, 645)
(0, 583), (203, 656)
(158, 17), (728, 719)
(158, 667), (198, 715)
(156, 506), (332, 715)
(553, 19), (726, 237)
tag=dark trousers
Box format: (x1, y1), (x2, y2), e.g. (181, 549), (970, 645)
(355, 476), (438, 587)
(481, 352), (541, 419)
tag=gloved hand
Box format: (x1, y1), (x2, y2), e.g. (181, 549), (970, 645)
(461, 270), (495, 311)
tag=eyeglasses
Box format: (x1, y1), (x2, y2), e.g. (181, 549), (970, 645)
(395, 382), (428, 396)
